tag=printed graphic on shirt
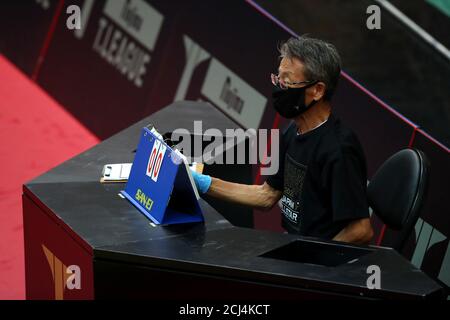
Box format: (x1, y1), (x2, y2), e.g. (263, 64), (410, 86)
(281, 153), (307, 227)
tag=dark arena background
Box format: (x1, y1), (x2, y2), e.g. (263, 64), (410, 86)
(0, 0), (449, 303)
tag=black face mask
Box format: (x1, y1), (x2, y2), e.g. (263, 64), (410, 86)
(272, 82), (318, 119)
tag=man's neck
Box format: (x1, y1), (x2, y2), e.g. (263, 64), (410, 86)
(294, 100), (331, 134)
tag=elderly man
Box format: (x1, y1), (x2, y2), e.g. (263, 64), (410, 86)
(192, 36), (373, 244)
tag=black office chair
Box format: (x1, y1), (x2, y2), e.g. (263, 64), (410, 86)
(367, 148), (430, 252)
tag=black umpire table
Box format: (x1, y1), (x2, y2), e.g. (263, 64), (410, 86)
(22, 102), (443, 300)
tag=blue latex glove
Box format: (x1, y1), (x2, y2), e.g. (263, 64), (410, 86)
(190, 170), (212, 194)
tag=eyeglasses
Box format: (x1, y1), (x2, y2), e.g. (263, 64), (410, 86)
(271, 73), (315, 90)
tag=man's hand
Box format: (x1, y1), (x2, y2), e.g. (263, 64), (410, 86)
(190, 169), (282, 210)
(191, 170), (212, 194)
(333, 218), (374, 245)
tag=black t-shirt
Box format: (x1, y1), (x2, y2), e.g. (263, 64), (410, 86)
(266, 114), (369, 240)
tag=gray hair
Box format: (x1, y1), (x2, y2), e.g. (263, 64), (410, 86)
(279, 35), (342, 100)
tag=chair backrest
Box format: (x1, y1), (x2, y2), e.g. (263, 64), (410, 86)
(368, 148), (430, 251)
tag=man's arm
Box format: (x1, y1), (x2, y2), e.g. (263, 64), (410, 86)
(207, 178), (282, 211)
(332, 218), (374, 245)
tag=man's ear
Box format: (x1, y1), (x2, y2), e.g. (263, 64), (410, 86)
(312, 82), (326, 101)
